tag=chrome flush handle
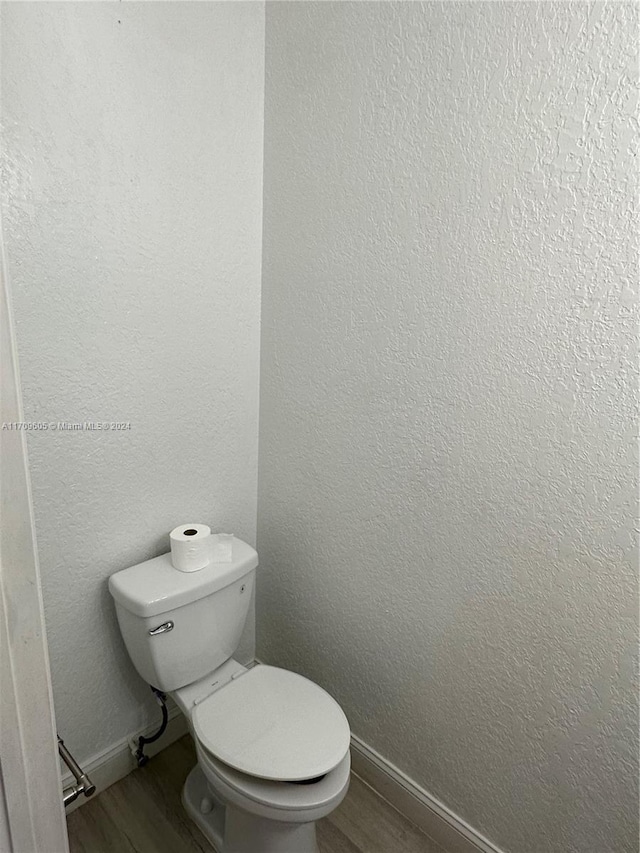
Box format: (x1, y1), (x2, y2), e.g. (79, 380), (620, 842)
(149, 620), (174, 636)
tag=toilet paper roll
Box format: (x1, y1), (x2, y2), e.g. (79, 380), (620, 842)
(169, 524), (211, 572)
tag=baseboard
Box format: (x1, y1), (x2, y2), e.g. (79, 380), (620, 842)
(61, 704), (189, 814)
(350, 735), (505, 853)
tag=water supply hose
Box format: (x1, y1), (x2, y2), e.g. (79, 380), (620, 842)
(135, 686), (169, 767)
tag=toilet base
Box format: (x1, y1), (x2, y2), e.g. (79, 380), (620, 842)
(182, 766), (225, 851)
(182, 765), (319, 853)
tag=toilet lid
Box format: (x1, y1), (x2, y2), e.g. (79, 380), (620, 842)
(195, 742), (352, 812)
(192, 665), (350, 782)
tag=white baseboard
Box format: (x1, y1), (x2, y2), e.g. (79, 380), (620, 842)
(350, 734), (505, 853)
(61, 705), (189, 814)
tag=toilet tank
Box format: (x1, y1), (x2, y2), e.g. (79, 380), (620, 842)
(108, 538), (258, 691)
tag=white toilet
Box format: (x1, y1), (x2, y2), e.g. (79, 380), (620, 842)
(108, 538), (350, 853)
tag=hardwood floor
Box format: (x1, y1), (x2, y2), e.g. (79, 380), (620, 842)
(66, 736), (446, 853)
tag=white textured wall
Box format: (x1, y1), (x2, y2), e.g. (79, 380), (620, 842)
(1, 1), (264, 763)
(258, 3), (638, 852)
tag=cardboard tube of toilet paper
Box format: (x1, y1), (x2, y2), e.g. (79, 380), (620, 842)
(169, 524), (211, 572)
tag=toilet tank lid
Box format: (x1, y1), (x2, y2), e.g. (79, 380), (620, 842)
(108, 537), (258, 618)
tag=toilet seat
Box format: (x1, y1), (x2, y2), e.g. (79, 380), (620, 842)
(192, 665), (350, 782)
(196, 741), (351, 814)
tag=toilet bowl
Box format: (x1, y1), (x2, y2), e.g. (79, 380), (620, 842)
(184, 741), (351, 853)
(174, 661), (351, 852)
(108, 538), (351, 853)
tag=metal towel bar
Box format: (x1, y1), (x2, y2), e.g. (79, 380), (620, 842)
(58, 735), (96, 807)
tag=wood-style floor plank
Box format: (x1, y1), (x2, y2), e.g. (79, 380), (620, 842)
(65, 798), (139, 853)
(67, 736), (445, 853)
(328, 774), (446, 853)
(317, 817), (363, 853)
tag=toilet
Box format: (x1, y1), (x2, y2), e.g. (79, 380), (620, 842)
(108, 538), (350, 853)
